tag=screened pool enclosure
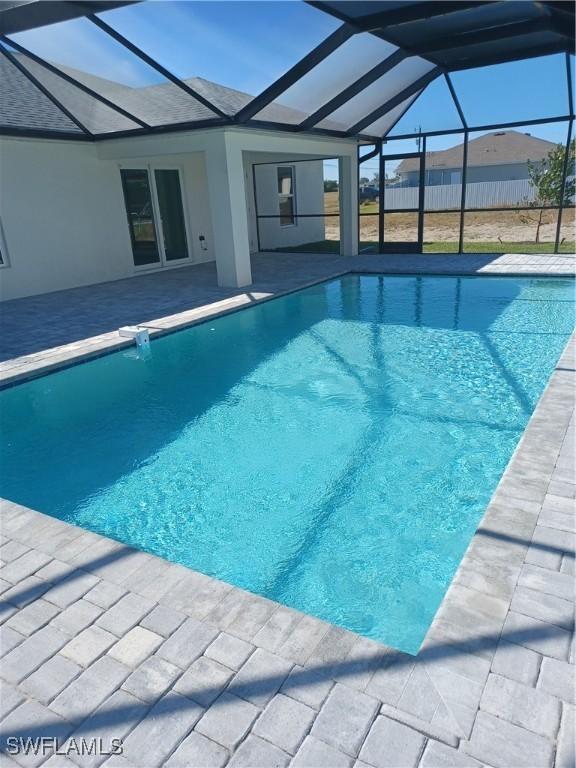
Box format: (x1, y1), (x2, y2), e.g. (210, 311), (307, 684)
(0, 0), (574, 256)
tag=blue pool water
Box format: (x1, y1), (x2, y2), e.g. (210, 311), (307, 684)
(1, 275), (574, 653)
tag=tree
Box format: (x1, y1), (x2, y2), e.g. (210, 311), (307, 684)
(324, 179), (339, 192)
(359, 176), (370, 186)
(529, 140), (575, 206)
(521, 140), (575, 242)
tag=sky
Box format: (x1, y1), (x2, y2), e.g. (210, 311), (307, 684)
(388, 54), (573, 148)
(8, 0), (573, 169)
(10, 1), (340, 94)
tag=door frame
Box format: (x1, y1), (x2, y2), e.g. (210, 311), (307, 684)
(118, 162), (193, 272)
(379, 151), (424, 253)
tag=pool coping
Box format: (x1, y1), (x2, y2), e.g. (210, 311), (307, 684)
(0, 271), (347, 389)
(0, 265), (574, 762)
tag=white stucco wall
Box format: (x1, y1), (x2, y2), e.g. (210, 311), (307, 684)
(117, 151), (216, 266)
(252, 160), (326, 251)
(0, 127), (359, 300)
(0, 137), (215, 301)
(0, 138), (129, 300)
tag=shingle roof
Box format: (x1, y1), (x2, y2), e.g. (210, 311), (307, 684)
(0, 53), (314, 135)
(397, 130), (558, 173)
(1, 1), (573, 143)
(0, 53), (84, 133)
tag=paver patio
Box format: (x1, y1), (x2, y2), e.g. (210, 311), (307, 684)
(0, 253), (574, 767)
(1, 251), (573, 367)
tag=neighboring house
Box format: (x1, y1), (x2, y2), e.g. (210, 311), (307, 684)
(397, 131), (556, 187)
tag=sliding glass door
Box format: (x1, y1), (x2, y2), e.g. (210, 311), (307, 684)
(121, 169), (161, 267)
(154, 169), (189, 262)
(120, 166), (190, 269)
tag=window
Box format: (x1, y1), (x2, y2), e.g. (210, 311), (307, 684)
(277, 166), (296, 226)
(0, 217), (9, 267)
(154, 169), (189, 262)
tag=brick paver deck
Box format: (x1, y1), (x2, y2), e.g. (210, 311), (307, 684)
(1, 253), (574, 767)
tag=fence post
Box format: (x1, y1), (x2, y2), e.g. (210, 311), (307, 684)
(554, 119), (573, 254)
(458, 130), (469, 253)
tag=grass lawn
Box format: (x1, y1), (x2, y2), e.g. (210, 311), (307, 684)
(276, 195), (574, 255)
(269, 240), (575, 255)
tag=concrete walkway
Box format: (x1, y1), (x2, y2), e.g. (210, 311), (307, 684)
(0, 253), (574, 767)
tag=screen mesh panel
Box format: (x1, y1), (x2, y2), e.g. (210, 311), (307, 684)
(256, 35), (398, 125)
(317, 57), (435, 130)
(450, 54), (570, 126)
(0, 52), (84, 132)
(388, 77), (463, 136)
(7, 50), (141, 133)
(8, 16), (220, 126)
(362, 93), (421, 138)
(96, 1), (341, 115)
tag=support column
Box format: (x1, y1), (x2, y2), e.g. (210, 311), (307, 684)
(339, 154), (359, 256)
(205, 132), (252, 287)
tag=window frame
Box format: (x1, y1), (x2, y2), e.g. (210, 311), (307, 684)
(277, 165), (297, 228)
(153, 167), (191, 264)
(118, 162), (192, 271)
(0, 216), (10, 269)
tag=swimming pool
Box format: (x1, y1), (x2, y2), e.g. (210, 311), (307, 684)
(1, 274), (573, 653)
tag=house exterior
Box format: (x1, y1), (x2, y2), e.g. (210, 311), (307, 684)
(1, 0), (571, 301)
(0, 56), (353, 301)
(252, 160), (327, 251)
(396, 131), (556, 187)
